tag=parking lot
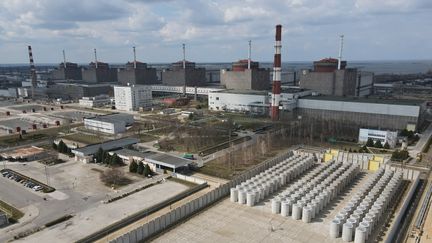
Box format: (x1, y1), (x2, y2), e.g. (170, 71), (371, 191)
(1, 169), (52, 193)
(0, 159), (190, 242)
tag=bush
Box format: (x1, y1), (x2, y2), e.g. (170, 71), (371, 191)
(391, 149), (409, 161)
(374, 140), (383, 148)
(100, 169), (132, 187)
(383, 142), (390, 149)
(366, 138), (374, 147)
(129, 160), (138, 173)
(137, 162), (144, 175)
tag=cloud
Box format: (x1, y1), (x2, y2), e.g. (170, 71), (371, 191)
(0, 0), (431, 63)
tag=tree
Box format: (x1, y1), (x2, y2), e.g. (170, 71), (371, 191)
(129, 160), (138, 173)
(383, 142), (390, 149)
(366, 138), (374, 147)
(95, 148), (104, 163)
(143, 164), (151, 176)
(52, 142), (57, 150)
(137, 162), (145, 175)
(374, 140), (383, 148)
(100, 168), (132, 188)
(109, 153), (122, 166)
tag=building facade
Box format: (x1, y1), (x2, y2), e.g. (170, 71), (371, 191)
(161, 61), (206, 86)
(117, 62), (158, 86)
(50, 62), (82, 80)
(208, 90), (269, 114)
(84, 113), (134, 134)
(220, 60), (270, 90)
(114, 85), (152, 111)
(358, 128), (398, 148)
(79, 95), (111, 108)
(82, 62), (117, 83)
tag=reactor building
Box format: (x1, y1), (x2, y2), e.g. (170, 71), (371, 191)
(220, 59), (270, 90)
(50, 62), (82, 80)
(117, 61), (158, 85)
(161, 60), (206, 87)
(82, 61), (118, 83)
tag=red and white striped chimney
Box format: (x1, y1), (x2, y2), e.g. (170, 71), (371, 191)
(271, 25), (282, 121)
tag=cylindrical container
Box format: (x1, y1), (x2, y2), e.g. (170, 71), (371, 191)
(230, 188), (238, 202)
(342, 223), (354, 242)
(281, 201), (290, 217)
(238, 191), (246, 204)
(330, 219), (342, 238)
(302, 206), (312, 223)
(354, 226), (367, 243)
(271, 199), (281, 214)
(246, 192), (255, 207)
(359, 222), (370, 239)
(292, 204), (302, 220)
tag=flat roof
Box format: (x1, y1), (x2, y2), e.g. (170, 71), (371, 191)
(301, 95), (424, 106)
(86, 113), (133, 123)
(212, 89), (269, 95)
(72, 137), (139, 156)
(111, 148), (191, 169)
(1, 146), (44, 158)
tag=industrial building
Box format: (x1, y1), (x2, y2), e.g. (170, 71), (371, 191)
(71, 137), (139, 163)
(220, 60), (270, 90)
(299, 58), (373, 97)
(114, 85), (152, 111)
(358, 128), (398, 148)
(82, 61), (117, 83)
(162, 61), (206, 87)
(50, 62), (82, 80)
(208, 90), (269, 114)
(296, 96), (425, 130)
(109, 149), (191, 172)
(47, 83), (113, 100)
(79, 95), (112, 108)
(117, 61), (158, 86)
(84, 113), (134, 134)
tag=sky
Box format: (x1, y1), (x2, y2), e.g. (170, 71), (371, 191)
(0, 0), (431, 64)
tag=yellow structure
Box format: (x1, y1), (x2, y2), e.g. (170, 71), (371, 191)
(368, 155), (384, 171)
(324, 149), (339, 162)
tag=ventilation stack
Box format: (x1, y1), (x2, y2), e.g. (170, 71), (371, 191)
(271, 25), (282, 121)
(182, 43), (186, 96)
(248, 40), (252, 70)
(133, 46), (137, 69)
(28, 45), (37, 99)
(94, 48), (98, 69)
(63, 49), (67, 68)
(338, 35), (344, 70)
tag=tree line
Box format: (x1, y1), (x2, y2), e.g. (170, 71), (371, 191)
(129, 160), (153, 177)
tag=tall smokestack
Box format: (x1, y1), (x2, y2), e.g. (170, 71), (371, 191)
(248, 40), (251, 70)
(133, 46), (137, 69)
(62, 49), (67, 68)
(271, 25), (282, 121)
(94, 48), (98, 69)
(28, 45), (37, 99)
(338, 35), (344, 70)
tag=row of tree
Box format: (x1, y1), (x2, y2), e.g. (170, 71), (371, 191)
(365, 138), (390, 149)
(52, 140), (73, 156)
(129, 160), (152, 177)
(95, 148), (123, 166)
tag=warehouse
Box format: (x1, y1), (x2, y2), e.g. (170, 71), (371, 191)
(71, 137), (139, 163)
(0, 146), (47, 161)
(208, 90), (269, 114)
(296, 96), (425, 130)
(84, 113), (134, 134)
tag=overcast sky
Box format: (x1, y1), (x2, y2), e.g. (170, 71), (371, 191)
(0, 0), (431, 64)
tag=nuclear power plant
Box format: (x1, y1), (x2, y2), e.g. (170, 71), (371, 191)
(0, 22), (430, 243)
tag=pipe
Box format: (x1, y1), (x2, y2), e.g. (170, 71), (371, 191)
(248, 40), (251, 70)
(63, 50), (67, 68)
(94, 48), (98, 69)
(338, 35), (344, 70)
(133, 46), (137, 69)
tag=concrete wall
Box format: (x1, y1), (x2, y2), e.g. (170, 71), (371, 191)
(162, 69), (206, 86)
(109, 150), (294, 243)
(221, 69), (270, 90)
(82, 69), (118, 83)
(47, 84), (112, 100)
(118, 69), (158, 86)
(299, 72), (334, 95)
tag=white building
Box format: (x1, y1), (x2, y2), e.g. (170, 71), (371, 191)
(358, 128), (398, 148)
(79, 95), (111, 108)
(114, 85), (152, 111)
(84, 113), (134, 134)
(208, 90), (269, 114)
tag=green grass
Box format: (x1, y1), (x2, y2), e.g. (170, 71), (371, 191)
(0, 200), (24, 221)
(61, 133), (108, 145)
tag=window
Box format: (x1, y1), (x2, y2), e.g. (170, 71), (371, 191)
(216, 97), (219, 100)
